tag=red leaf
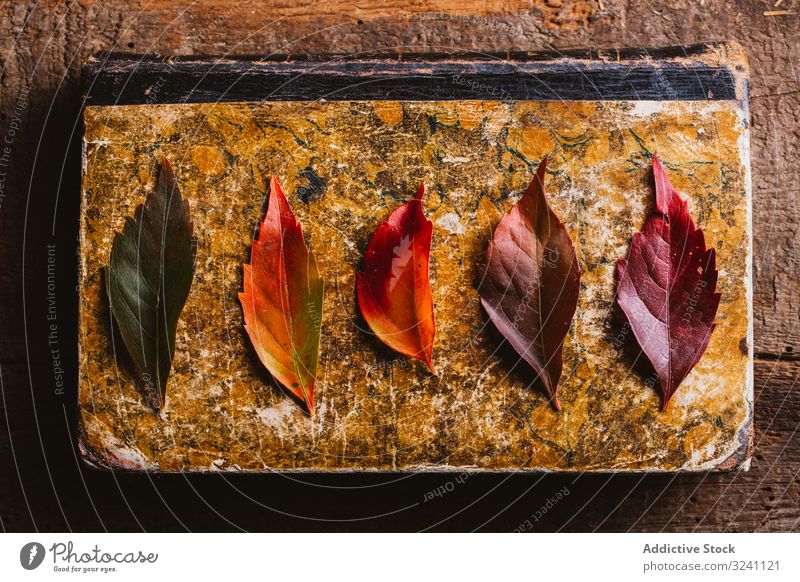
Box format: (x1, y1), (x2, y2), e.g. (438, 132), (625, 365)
(357, 184), (436, 372)
(478, 158), (580, 410)
(616, 156), (721, 411)
(239, 177), (324, 413)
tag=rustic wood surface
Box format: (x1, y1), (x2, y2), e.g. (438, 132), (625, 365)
(1, 0), (798, 531)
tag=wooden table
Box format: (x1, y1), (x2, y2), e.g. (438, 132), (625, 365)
(1, 0), (798, 532)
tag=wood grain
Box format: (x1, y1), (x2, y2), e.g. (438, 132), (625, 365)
(1, 0), (798, 531)
(83, 46), (744, 105)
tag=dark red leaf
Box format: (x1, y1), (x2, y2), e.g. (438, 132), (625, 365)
(616, 155), (721, 410)
(478, 157), (580, 410)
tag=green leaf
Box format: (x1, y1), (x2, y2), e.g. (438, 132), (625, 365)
(106, 158), (196, 411)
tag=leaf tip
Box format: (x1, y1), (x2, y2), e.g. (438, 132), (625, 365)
(268, 175), (287, 203)
(414, 182), (425, 202)
(422, 352), (436, 374)
(651, 154), (674, 215)
(521, 156), (550, 212)
(534, 156), (548, 190)
(305, 391), (315, 415)
(158, 156), (177, 185)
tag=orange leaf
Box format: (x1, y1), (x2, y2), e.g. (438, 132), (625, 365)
(239, 177), (323, 413)
(357, 184), (436, 372)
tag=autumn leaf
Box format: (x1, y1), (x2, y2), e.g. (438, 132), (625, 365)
(106, 158), (196, 411)
(478, 157), (580, 410)
(616, 155), (721, 411)
(357, 184), (436, 372)
(239, 177), (323, 413)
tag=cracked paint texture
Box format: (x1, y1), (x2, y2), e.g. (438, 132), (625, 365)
(79, 99), (752, 472)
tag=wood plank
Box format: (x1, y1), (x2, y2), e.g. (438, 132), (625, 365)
(83, 45), (743, 105)
(751, 92), (800, 357)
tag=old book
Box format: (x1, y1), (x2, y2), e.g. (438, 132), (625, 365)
(79, 43), (752, 472)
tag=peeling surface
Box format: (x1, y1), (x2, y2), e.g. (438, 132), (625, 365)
(79, 100), (752, 472)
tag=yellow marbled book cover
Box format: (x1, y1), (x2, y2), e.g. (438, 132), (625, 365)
(79, 99), (752, 472)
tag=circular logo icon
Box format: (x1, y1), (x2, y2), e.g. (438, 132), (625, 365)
(20, 542), (46, 570)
